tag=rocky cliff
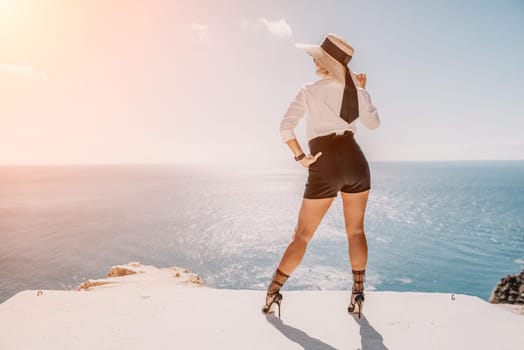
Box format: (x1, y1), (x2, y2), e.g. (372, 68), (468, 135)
(489, 269), (524, 315)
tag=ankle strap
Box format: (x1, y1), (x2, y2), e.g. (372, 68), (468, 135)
(276, 268), (290, 278)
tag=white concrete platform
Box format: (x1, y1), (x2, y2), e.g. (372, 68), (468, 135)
(1, 286), (523, 350)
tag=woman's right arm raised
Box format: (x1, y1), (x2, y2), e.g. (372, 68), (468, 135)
(355, 73), (380, 129)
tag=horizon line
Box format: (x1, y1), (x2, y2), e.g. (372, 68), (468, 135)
(1, 159), (524, 167)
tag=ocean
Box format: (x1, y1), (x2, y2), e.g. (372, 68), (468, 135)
(1, 161), (523, 304)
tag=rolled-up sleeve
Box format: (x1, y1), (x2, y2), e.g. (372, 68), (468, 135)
(279, 86), (307, 143)
(357, 87), (380, 129)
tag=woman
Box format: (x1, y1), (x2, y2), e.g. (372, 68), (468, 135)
(262, 33), (380, 318)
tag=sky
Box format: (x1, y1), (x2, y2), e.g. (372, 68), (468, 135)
(1, 0), (524, 167)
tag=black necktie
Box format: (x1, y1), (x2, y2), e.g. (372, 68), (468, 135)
(320, 38), (359, 124)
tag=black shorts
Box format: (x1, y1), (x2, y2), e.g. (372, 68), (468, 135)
(303, 130), (371, 199)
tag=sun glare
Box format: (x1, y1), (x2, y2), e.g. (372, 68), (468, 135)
(0, 0), (16, 15)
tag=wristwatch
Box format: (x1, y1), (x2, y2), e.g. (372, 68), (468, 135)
(294, 153), (306, 161)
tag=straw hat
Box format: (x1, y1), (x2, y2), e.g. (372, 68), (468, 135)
(295, 33), (355, 84)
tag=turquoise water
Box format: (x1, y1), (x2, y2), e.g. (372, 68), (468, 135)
(1, 161), (523, 303)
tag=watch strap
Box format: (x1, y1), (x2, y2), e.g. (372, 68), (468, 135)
(294, 153), (306, 161)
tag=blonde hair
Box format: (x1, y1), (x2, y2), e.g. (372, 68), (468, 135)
(313, 58), (334, 78)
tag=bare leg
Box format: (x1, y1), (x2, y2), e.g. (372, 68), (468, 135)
(341, 190), (370, 316)
(263, 196), (335, 314)
(277, 196), (335, 276)
(341, 190), (370, 276)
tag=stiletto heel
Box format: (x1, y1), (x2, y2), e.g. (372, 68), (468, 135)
(262, 267), (289, 318)
(262, 292), (283, 317)
(347, 269), (365, 318)
(347, 291), (365, 318)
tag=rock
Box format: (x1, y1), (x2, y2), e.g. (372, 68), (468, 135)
(108, 266), (138, 277)
(77, 280), (116, 290)
(76, 262), (205, 291)
(489, 269), (524, 305)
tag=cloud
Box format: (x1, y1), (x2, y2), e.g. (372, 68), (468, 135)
(190, 22), (211, 44)
(241, 17), (293, 38)
(0, 64), (34, 76)
(259, 18), (293, 37)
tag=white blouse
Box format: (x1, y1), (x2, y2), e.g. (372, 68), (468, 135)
(279, 71), (380, 143)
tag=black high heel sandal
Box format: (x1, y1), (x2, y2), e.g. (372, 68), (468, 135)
(348, 269), (365, 318)
(347, 290), (365, 318)
(262, 267), (289, 318)
(262, 291), (283, 318)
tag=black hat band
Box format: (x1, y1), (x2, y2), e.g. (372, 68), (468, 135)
(320, 37), (352, 65)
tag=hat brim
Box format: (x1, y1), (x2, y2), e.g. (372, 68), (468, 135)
(294, 43), (349, 85)
(294, 43), (323, 59)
